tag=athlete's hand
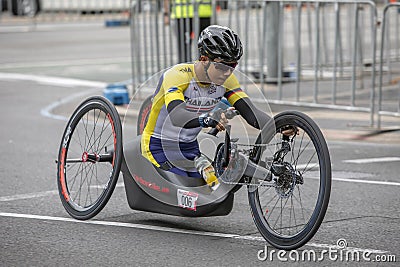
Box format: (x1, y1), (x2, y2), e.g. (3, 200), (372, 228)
(282, 125), (298, 136)
(199, 107), (237, 132)
(216, 107), (237, 131)
(199, 113), (219, 128)
(216, 111), (228, 131)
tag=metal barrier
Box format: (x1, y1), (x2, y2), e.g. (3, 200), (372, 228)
(223, 0), (378, 126)
(130, 1), (384, 125)
(0, 0), (132, 25)
(130, 0), (216, 87)
(1, 1), (399, 128)
(378, 2), (400, 128)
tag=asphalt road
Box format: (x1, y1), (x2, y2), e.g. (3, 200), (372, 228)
(0, 22), (399, 266)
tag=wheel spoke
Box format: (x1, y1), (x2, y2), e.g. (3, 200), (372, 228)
(88, 111), (109, 153)
(95, 114), (108, 153)
(250, 113), (330, 247)
(69, 163), (87, 195)
(57, 97), (122, 220)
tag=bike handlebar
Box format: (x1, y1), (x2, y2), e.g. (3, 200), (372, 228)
(207, 109), (240, 136)
(207, 128), (220, 136)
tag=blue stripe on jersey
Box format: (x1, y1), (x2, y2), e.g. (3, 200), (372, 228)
(149, 136), (201, 178)
(152, 73), (165, 97)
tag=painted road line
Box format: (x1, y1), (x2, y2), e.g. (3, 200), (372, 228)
(40, 88), (99, 121)
(343, 157), (400, 164)
(305, 176), (400, 186)
(331, 177), (400, 186)
(0, 212), (390, 254)
(0, 190), (59, 202)
(0, 22), (106, 33)
(0, 72), (107, 88)
(0, 183), (125, 202)
(1, 173), (398, 203)
(0, 57), (130, 69)
(330, 140), (400, 148)
(0, 72), (107, 121)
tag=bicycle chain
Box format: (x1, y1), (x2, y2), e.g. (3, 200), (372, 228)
(220, 135), (298, 188)
(217, 142), (283, 188)
(220, 179), (278, 188)
(235, 142), (282, 148)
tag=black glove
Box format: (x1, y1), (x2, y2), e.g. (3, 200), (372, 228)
(198, 112), (219, 128)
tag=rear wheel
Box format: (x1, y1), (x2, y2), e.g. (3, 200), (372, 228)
(57, 96), (123, 220)
(248, 111), (331, 250)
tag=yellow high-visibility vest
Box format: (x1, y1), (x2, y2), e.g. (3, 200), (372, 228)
(171, 0), (212, 19)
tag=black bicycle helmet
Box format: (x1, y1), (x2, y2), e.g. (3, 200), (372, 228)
(198, 25), (243, 62)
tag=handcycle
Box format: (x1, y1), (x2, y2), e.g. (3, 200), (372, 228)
(57, 80), (331, 251)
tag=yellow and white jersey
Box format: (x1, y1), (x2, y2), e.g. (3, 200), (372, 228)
(141, 63), (248, 164)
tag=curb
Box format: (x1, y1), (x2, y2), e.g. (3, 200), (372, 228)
(114, 104), (400, 144)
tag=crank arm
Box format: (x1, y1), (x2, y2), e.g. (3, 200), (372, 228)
(242, 155), (272, 182)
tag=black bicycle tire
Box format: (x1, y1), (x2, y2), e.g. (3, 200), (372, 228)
(136, 95), (153, 135)
(57, 96), (123, 220)
(248, 111), (331, 250)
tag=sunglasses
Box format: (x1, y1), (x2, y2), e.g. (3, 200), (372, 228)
(212, 61), (238, 72)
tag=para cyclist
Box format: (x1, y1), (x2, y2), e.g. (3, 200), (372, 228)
(141, 25), (278, 190)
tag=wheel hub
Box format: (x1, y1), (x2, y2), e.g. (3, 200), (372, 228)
(82, 152), (89, 162)
(82, 152), (98, 163)
(274, 162), (299, 198)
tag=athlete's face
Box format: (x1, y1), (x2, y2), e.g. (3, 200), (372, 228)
(208, 59), (238, 85)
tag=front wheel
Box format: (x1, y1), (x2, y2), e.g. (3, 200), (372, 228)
(248, 111), (331, 250)
(57, 96), (123, 220)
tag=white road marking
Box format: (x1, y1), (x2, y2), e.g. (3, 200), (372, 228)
(0, 212), (389, 254)
(0, 72), (107, 88)
(1, 72), (105, 121)
(1, 73), (397, 253)
(330, 140), (400, 148)
(40, 88), (99, 121)
(343, 157), (400, 164)
(1, 172), (398, 203)
(0, 72), (108, 121)
(3, 163), (393, 201)
(305, 176), (400, 186)
(0, 183), (124, 202)
(0, 190), (59, 202)
(332, 178), (400, 186)
(0, 57), (130, 69)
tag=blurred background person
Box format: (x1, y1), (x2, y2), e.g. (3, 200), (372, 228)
(164, 0), (212, 63)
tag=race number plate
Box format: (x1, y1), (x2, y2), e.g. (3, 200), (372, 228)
(177, 189), (199, 211)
